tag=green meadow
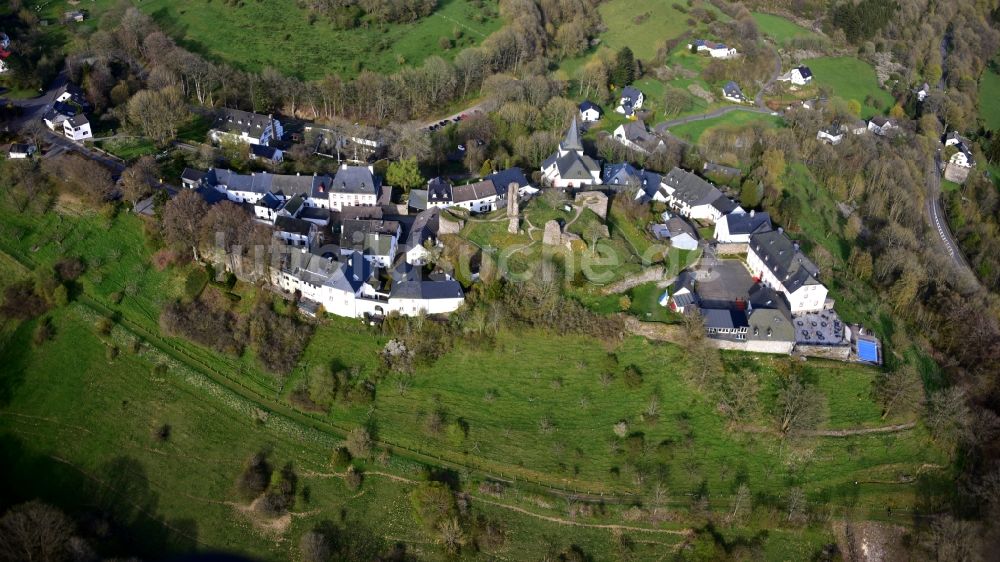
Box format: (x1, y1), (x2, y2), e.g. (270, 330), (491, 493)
(751, 12), (820, 46)
(804, 56), (895, 119)
(668, 111), (783, 143)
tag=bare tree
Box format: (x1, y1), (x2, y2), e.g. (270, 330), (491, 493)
(785, 487), (808, 524)
(775, 369), (826, 435)
(125, 87), (190, 146)
(120, 156), (159, 212)
(0, 500), (76, 562)
(162, 189), (209, 261)
(874, 364), (924, 420)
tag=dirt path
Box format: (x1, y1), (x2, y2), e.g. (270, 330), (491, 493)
(601, 267), (669, 294)
(472, 495), (691, 537)
(733, 421), (917, 437)
(623, 316), (685, 344)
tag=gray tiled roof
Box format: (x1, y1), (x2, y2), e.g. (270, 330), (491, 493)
(662, 167), (725, 207)
(274, 216), (314, 236)
(212, 108), (274, 137)
(723, 211), (772, 236)
(331, 165), (381, 196)
(749, 230), (821, 293)
(602, 162), (642, 186)
(559, 117), (583, 152)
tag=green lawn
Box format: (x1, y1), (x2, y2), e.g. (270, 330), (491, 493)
(597, 0), (694, 61)
(979, 68), (1000, 131)
(668, 111), (783, 143)
(94, 137), (157, 161)
(44, 0), (502, 80)
(0, 197), (953, 557)
(751, 12), (820, 46)
(803, 56), (895, 119)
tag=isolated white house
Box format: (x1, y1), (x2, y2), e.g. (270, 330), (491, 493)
(816, 124), (845, 145)
(747, 230), (828, 313)
(8, 143), (36, 159)
(688, 39), (738, 59)
(579, 100), (603, 122)
(62, 114), (92, 141)
(722, 81), (748, 103)
(916, 82), (931, 102)
(615, 86), (644, 117)
(612, 120), (664, 154)
(778, 66), (813, 86)
(867, 116), (896, 136)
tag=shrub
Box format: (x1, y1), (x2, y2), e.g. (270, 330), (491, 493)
(237, 452), (273, 500)
(345, 466), (363, 490)
(96, 317), (114, 335)
(32, 317), (54, 346)
(345, 427), (373, 460)
(154, 424), (171, 442)
(151, 248), (178, 271)
(330, 447), (352, 470)
(54, 257), (85, 282)
(622, 365), (643, 388)
(105, 345), (119, 361)
(0, 280), (48, 320)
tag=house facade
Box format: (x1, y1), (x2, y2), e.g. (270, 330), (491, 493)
(688, 39), (738, 59)
(579, 100), (602, 122)
(62, 114), (92, 141)
(816, 124), (844, 145)
(658, 167), (741, 223)
(612, 120), (664, 154)
(778, 66), (813, 86)
(340, 219), (400, 268)
(210, 108), (282, 146)
(615, 86), (644, 117)
(713, 210), (772, 244)
(722, 81), (747, 103)
(867, 117), (896, 136)
(747, 230), (828, 313)
(328, 164), (381, 210)
(426, 177), (503, 213)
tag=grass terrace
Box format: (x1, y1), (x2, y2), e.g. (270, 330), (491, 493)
(751, 12), (821, 46)
(979, 67), (1000, 131)
(667, 111), (783, 143)
(803, 56), (895, 119)
(40, 0), (502, 80)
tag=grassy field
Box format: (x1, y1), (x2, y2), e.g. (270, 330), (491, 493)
(0, 193), (954, 558)
(751, 12), (820, 46)
(979, 68), (1000, 131)
(803, 56), (895, 119)
(668, 111), (783, 143)
(597, 0), (694, 61)
(41, 0), (501, 80)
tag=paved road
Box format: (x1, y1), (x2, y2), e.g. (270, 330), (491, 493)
(925, 153), (981, 289)
(421, 101), (487, 130)
(755, 43), (783, 109)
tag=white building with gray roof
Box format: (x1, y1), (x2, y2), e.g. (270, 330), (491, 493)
(541, 118), (602, 189)
(659, 167), (742, 223)
(747, 230), (828, 313)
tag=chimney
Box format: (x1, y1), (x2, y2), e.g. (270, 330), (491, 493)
(750, 209), (755, 217)
(777, 227), (783, 233)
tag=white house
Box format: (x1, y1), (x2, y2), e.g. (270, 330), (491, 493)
(328, 164), (381, 211)
(667, 273), (697, 314)
(688, 39), (738, 59)
(8, 143), (36, 159)
(777, 66), (813, 86)
(658, 167), (741, 223)
(916, 82), (931, 102)
(42, 102), (76, 131)
(615, 86), (644, 117)
(722, 81), (748, 103)
(340, 219), (400, 268)
(943, 132), (975, 182)
(747, 230), (828, 313)
(402, 208), (441, 266)
(0, 59), (7, 74)
(209, 108), (282, 146)
(541, 118), (602, 189)
(276, 251), (464, 319)
(713, 210), (772, 244)
(274, 216), (318, 248)
(816, 124), (844, 145)
(579, 100), (603, 122)
(662, 216), (699, 250)
(867, 116), (896, 136)
(54, 83), (87, 106)
(426, 177), (503, 213)
(612, 119), (664, 154)
(62, 114), (92, 141)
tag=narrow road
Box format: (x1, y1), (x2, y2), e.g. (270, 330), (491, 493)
(925, 154), (981, 289)
(755, 43), (783, 109)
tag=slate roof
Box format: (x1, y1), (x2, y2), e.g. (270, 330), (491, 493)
(703, 162), (741, 176)
(797, 66), (813, 79)
(427, 177), (453, 202)
(250, 144), (281, 160)
(202, 169), (335, 199)
(486, 167), (530, 192)
(722, 211), (772, 236)
(452, 179), (499, 202)
(341, 219), (399, 256)
(300, 207), (330, 222)
(65, 114), (89, 127)
(559, 117), (584, 152)
(281, 194), (305, 216)
(579, 100), (602, 114)
(389, 264), (464, 300)
(702, 308), (748, 330)
(212, 108), (274, 137)
(666, 217), (697, 239)
(194, 185), (228, 205)
(662, 167), (726, 208)
(603, 162), (642, 186)
(9, 143), (34, 155)
(406, 207), (440, 249)
(181, 168), (207, 184)
(274, 216), (314, 236)
(256, 192), (282, 210)
(331, 165), (381, 196)
(723, 81), (744, 98)
(621, 86), (642, 102)
(408, 189), (429, 210)
(617, 119), (658, 145)
(543, 151), (601, 180)
(749, 230), (821, 293)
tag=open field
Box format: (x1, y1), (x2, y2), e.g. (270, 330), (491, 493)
(597, 0), (694, 61)
(751, 12), (820, 46)
(804, 56), (895, 119)
(979, 68), (1000, 131)
(668, 111), (783, 143)
(39, 0), (501, 80)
